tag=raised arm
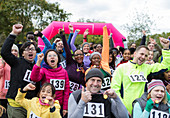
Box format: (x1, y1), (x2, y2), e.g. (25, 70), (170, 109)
(1, 24), (23, 67)
(101, 26), (111, 74)
(70, 30), (80, 52)
(59, 29), (73, 64)
(140, 30), (146, 45)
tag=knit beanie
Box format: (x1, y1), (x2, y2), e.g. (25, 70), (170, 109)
(147, 79), (166, 93)
(82, 42), (90, 50)
(12, 44), (19, 52)
(89, 52), (102, 60)
(85, 68), (104, 83)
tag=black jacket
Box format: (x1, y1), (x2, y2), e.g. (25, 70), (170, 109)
(1, 34), (40, 100)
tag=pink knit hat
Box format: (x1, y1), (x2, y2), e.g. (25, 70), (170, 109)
(147, 79), (166, 93)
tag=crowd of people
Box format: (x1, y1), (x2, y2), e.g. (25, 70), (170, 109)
(0, 24), (169, 118)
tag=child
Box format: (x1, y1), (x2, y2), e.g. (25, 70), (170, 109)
(132, 80), (169, 118)
(145, 50), (155, 65)
(117, 49), (131, 67)
(15, 83), (61, 118)
(31, 49), (69, 117)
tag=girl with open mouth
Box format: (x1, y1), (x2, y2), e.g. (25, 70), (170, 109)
(132, 79), (169, 118)
(30, 49), (70, 117)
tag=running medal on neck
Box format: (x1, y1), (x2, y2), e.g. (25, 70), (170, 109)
(155, 100), (159, 104)
(103, 94), (108, 99)
(44, 99), (49, 103)
(93, 65), (96, 68)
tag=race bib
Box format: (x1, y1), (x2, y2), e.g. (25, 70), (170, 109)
(4, 80), (10, 89)
(83, 102), (105, 117)
(29, 111), (41, 118)
(60, 60), (66, 69)
(150, 109), (170, 118)
(129, 74), (147, 82)
(101, 77), (111, 89)
(69, 81), (79, 91)
(50, 79), (65, 90)
(23, 70), (36, 84)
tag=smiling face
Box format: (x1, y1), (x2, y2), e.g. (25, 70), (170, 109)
(150, 86), (165, 103)
(22, 44), (36, 62)
(46, 51), (58, 68)
(83, 44), (90, 53)
(86, 77), (102, 94)
(74, 50), (84, 64)
(39, 85), (53, 103)
(56, 40), (63, 51)
(11, 49), (18, 57)
(91, 54), (101, 67)
(148, 51), (154, 61)
(148, 43), (155, 51)
(164, 70), (170, 81)
(133, 47), (149, 65)
(96, 44), (102, 53)
(123, 50), (131, 61)
(109, 54), (113, 63)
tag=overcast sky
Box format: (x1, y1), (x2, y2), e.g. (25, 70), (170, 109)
(48, 0), (170, 38)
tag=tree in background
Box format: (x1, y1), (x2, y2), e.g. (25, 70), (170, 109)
(122, 7), (157, 47)
(0, 0), (71, 51)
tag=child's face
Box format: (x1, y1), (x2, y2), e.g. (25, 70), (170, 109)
(164, 70), (170, 81)
(123, 50), (131, 61)
(47, 51), (58, 68)
(148, 51), (154, 61)
(39, 85), (53, 103)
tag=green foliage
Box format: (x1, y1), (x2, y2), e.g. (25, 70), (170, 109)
(0, 0), (71, 43)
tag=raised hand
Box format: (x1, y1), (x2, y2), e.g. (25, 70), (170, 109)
(83, 29), (89, 38)
(36, 53), (44, 66)
(142, 30), (146, 36)
(23, 83), (36, 91)
(103, 89), (117, 99)
(81, 86), (92, 103)
(159, 37), (170, 49)
(34, 31), (43, 37)
(68, 24), (74, 33)
(11, 24), (23, 35)
(145, 98), (154, 112)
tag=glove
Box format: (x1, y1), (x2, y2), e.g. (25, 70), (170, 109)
(145, 98), (154, 112)
(34, 31), (43, 37)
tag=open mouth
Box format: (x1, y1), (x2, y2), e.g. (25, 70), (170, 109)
(51, 60), (55, 63)
(28, 54), (33, 59)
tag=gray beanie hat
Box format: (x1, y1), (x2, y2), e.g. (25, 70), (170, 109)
(86, 68), (104, 82)
(89, 52), (102, 60)
(82, 42), (90, 49)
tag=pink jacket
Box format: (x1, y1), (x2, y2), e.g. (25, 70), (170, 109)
(0, 58), (10, 99)
(30, 64), (70, 110)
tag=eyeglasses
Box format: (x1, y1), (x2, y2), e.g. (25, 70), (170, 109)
(27, 37), (34, 40)
(74, 54), (84, 56)
(47, 54), (57, 57)
(24, 48), (36, 51)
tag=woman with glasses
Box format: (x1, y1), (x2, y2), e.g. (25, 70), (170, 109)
(31, 49), (70, 118)
(59, 29), (87, 94)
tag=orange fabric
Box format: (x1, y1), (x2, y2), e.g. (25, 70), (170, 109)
(85, 26), (111, 75)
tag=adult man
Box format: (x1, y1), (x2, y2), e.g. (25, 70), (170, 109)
(111, 37), (170, 114)
(1, 24), (40, 118)
(68, 68), (128, 118)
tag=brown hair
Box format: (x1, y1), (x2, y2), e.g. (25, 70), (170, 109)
(135, 45), (149, 52)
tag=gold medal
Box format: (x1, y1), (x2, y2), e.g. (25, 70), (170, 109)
(77, 69), (80, 72)
(155, 100), (159, 104)
(103, 94), (108, 99)
(44, 99), (49, 103)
